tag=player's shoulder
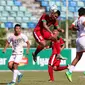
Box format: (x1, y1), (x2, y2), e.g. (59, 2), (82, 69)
(20, 33), (27, 38)
(80, 16), (85, 20)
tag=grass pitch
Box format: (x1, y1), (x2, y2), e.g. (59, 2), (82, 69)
(0, 71), (85, 85)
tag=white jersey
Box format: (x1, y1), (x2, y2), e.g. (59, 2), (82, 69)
(72, 16), (85, 37)
(7, 33), (28, 54)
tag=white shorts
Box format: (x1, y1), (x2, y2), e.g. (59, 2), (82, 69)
(8, 54), (23, 64)
(76, 36), (85, 52)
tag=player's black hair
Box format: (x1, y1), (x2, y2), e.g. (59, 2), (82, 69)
(14, 24), (21, 29)
(56, 10), (61, 16)
(78, 7), (85, 16)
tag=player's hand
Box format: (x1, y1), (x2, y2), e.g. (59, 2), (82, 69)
(26, 49), (29, 55)
(61, 29), (64, 33)
(2, 49), (6, 53)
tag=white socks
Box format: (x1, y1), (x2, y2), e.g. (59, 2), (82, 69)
(12, 70), (21, 82)
(68, 65), (75, 73)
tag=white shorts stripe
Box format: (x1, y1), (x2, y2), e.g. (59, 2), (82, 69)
(51, 54), (55, 65)
(34, 32), (40, 42)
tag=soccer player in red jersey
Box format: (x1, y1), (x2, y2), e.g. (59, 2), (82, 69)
(32, 6), (64, 62)
(48, 30), (67, 82)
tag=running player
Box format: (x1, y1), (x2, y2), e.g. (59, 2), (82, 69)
(3, 24), (30, 85)
(48, 30), (67, 82)
(65, 7), (85, 82)
(33, 5), (64, 62)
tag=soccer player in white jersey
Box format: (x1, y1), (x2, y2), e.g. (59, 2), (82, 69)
(65, 7), (85, 82)
(3, 24), (30, 85)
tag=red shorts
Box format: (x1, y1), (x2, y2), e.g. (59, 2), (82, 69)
(48, 54), (61, 66)
(41, 29), (51, 40)
(33, 27), (52, 43)
(33, 30), (44, 43)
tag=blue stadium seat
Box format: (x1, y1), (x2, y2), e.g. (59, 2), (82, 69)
(5, 22), (13, 28)
(69, 1), (77, 7)
(41, 1), (48, 7)
(61, 7), (66, 12)
(14, 0), (22, 6)
(27, 22), (36, 28)
(68, 7), (75, 12)
(56, 1), (61, 6)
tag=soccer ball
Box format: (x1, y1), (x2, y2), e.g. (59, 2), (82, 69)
(50, 4), (58, 12)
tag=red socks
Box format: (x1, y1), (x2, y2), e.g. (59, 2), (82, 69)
(34, 45), (44, 56)
(55, 66), (67, 71)
(48, 65), (54, 81)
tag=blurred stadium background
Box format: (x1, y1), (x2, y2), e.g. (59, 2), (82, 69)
(0, 0), (85, 85)
(0, 0), (85, 48)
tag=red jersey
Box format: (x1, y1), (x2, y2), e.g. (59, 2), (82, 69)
(52, 38), (65, 54)
(34, 13), (58, 31)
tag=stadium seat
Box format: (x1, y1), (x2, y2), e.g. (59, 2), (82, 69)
(16, 17), (22, 22)
(5, 6), (12, 11)
(0, 17), (7, 22)
(56, 1), (61, 6)
(22, 17), (30, 22)
(19, 6), (27, 11)
(14, 0), (22, 6)
(21, 23), (28, 28)
(69, 1), (77, 7)
(7, 17), (15, 22)
(27, 22), (36, 28)
(7, 0), (14, 6)
(61, 7), (66, 12)
(10, 12), (17, 17)
(0, 23), (5, 28)
(12, 6), (19, 11)
(24, 12), (32, 17)
(5, 22), (13, 28)
(0, 6), (4, 11)
(0, 0), (6, 6)
(68, 7), (75, 12)
(17, 12), (24, 17)
(2, 11), (9, 17)
(41, 1), (48, 7)
(77, 1), (84, 6)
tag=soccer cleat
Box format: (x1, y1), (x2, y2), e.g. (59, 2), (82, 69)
(17, 74), (23, 82)
(7, 81), (15, 85)
(65, 71), (72, 82)
(48, 79), (54, 82)
(32, 52), (37, 62)
(83, 72), (85, 75)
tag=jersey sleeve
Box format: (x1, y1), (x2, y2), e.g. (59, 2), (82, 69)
(81, 16), (85, 24)
(7, 36), (12, 43)
(72, 19), (78, 26)
(22, 34), (28, 43)
(60, 38), (65, 45)
(41, 14), (47, 22)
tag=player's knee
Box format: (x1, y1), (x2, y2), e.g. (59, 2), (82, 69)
(53, 66), (57, 71)
(8, 64), (13, 69)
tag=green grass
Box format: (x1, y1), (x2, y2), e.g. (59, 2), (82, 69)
(0, 71), (85, 85)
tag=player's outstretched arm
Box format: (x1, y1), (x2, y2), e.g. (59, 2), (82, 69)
(26, 41), (30, 55)
(3, 40), (10, 53)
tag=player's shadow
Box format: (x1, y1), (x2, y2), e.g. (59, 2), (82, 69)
(0, 83), (7, 85)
